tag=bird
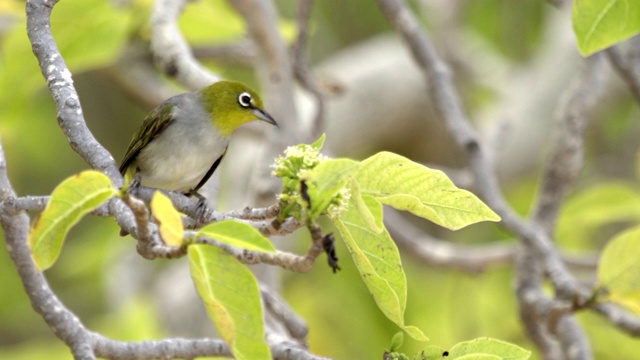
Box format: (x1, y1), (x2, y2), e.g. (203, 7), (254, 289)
(119, 80), (277, 199)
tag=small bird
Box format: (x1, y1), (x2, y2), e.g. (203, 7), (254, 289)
(119, 81), (277, 199)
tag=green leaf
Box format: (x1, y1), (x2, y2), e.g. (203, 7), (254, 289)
(197, 220), (275, 253)
(449, 338), (531, 360)
(389, 331), (404, 352)
(310, 133), (326, 151)
(304, 158), (359, 218)
(356, 152), (500, 230)
(334, 195), (427, 341)
(350, 181), (383, 233)
(28, 170), (116, 271)
(598, 225), (640, 314)
(573, 0), (640, 56)
(52, 0), (131, 72)
(555, 182), (640, 250)
(188, 244), (271, 360)
(150, 191), (184, 246)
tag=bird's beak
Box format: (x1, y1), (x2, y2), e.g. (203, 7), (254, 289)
(252, 108), (278, 127)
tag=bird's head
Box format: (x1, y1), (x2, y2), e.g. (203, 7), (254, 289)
(200, 81), (278, 136)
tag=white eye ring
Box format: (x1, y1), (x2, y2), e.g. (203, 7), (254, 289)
(238, 92), (252, 108)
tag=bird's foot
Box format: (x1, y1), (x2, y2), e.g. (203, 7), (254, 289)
(127, 173), (142, 196)
(187, 190), (211, 224)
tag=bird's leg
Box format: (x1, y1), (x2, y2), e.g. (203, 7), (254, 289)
(120, 173), (143, 237)
(128, 173), (142, 196)
(186, 189), (210, 223)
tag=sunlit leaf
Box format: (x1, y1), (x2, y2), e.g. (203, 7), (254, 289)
(449, 338), (531, 360)
(188, 244), (271, 360)
(356, 152), (500, 230)
(197, 220), (275, 253)
(573, 0), (640, 56)
(150, 191), (183, 246)
(350, 180), (383, 233)
(304, 158), (359, 218)
(334, 195), (427, 341)
(598, 225), (640, 314)
(28, 170), (116, 270)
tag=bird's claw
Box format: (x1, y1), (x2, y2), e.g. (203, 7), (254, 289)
(187, 190), (211, 224)
(126, 173), (142, 196)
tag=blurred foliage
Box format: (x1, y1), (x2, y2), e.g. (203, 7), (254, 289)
(1, 0), (640, 360)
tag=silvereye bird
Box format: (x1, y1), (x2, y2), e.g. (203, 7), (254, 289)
(119, 81), (277, 198)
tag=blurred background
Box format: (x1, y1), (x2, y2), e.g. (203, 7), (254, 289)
(1, 0), (640, 359)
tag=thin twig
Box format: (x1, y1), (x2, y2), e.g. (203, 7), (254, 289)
(531, 54), (606, 232)
(228, 0), (300, 205)
(291, 0), (326, 138)
(196, 237), (318, 272)
(261, 284), (309, 341)
(385, 210), (513, 273)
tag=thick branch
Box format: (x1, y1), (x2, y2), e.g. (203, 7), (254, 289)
(26, 0), (121, 186)
(150, 0), (219, 89)
(0, 139), (95, 359)
(91, 335), (231, 359)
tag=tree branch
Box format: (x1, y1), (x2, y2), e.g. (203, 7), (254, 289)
(26, 0), (122, 186)
(227, 0), (300, 206)
(531, 54), (606, 232)
(0, 139), (96, 359)
(291, 0), (326, 138)
(385, 210), (513, 273)
(606, 35), (640, 103)
(150, 0), (219, 89)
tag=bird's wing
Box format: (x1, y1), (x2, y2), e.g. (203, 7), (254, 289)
(119, 103), (176, 175)
(192, 146), (228, 192)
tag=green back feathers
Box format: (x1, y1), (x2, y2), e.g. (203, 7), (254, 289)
(199, 81), (266, 137)
(119, 102), (175, 175)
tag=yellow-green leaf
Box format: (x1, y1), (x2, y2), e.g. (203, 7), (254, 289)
(356, 152), (500, 230)
(573, 0), (640, 56)
(304, 158), (359, 218)
(197, 220), (275, 253)
(310, 133), (326, 151)
(28, 170), (116, 271)
(449, 338), (531, 360)
(598, 225), (640, 313)
(188, 244), (271, 360)
(334, 195), (427, 341)
(350, 180), (383, 233)
(150, 191), (184, 246)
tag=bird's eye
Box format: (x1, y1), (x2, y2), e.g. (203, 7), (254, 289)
(238, 92), (252, 108)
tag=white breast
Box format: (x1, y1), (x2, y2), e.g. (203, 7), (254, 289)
(133, 96), (229, 192)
